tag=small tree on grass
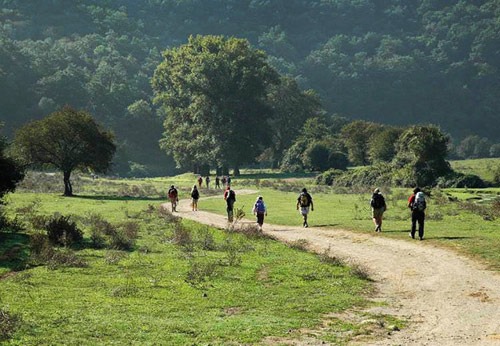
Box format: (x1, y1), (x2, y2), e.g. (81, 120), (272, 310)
(13, 107), (115, 196)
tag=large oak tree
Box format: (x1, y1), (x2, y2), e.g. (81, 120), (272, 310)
(152, 35), (280, 174)
(13, 107), (116, 196)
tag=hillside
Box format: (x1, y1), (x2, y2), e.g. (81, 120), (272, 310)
(1, 0), (500, 174)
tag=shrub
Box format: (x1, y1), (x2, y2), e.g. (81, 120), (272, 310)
(490, 144), (500, 158)
(185, 260), (221, 287)
(0, 308), (21, 342)
(436, 172), (486, 189)
(47, 249), (87, 270)
(316, 169), (344, 186)
(45, 215), (83, 247)
(109, 229), (136, 251)
(196, 227), (216, 251)
(288, 239), (309, 251)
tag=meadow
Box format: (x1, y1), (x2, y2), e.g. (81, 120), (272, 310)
(0, 173), (402, 345)
(450, 158), (500, 183)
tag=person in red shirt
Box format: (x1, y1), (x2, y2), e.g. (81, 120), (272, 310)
(408, 187), (426, 240)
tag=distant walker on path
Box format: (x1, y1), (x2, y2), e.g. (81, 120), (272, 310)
(191, 185), (200, 211)
(296, 188), (313, 228)
(215, 176), (220, 189)
(370, 188), (387, 232)
(253, 196), (268, 231)
(408, 187), (426, 240)
(224, 186), (236, 222)
(168, 185), (179, 212)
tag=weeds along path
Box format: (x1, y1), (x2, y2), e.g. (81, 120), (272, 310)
(161, 190), (500, 345)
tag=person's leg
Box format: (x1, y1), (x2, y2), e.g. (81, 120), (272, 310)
(411, 212), (417, 239)
(419, 213), (425, 240)
(379, 215), (383, 231)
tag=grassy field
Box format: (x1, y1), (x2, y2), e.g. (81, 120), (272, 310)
(0, 175), (401, 345)
(450, 158), (500, 182)
(201, 185), (500, 271)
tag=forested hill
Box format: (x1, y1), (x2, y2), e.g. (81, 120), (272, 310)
(1, 0), (499, 175)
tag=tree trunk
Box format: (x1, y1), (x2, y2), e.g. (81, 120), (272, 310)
(233, 166), (240, 176)
(63, 171), (73, 196)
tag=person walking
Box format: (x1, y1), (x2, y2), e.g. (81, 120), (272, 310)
(167, 185), (179, 212)
(205, 175), (210, 189)
(197, 175), (203, 188)
(191, 185), (200, 211)
(215, 176), (221, 189)
(296, 188), (313, 228)
(252, 196), (268, 231)
(370, 188), (387, 232)
(227, 176), (232, 187)
(224, 186), (236, 222)
(221, 176), (227, 187)
(408, 187), (427, 240)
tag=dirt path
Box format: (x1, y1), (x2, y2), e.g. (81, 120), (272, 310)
(161, 190), (500, 345)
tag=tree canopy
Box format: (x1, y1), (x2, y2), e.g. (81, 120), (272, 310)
(0, 124), (24, 199)
(152, 35), (279, 173)
(13, 107), (116, 196)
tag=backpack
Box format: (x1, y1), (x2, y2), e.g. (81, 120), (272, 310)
(226, 189), (235, 202)
(168, 188), (178, 199)
(299, 193), (310, 207)
(371, 193), (385, 209)
(191, 189), (199, 199)
(413, 192), (426, 212)
(255, 200), (266, 213)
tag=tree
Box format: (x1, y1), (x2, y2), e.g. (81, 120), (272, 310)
(13, 107), (116, 196)
(368, 127), (404, 163)
(456, 135), (491, 159)
(266, 77), (323, 167)
(152, 35), (280, 175)
(341, 120), (382, 166)
(394, 125), (451, 187)
(490, 144), (500, 158)
(302, 142), (348, 172)
(0, 124), (25, 199)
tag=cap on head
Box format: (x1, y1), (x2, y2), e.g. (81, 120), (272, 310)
(171, 185), (175, 188)
(413, 187), (421, 194)
(258, 196), (263, 200)
(302, 188), (307, 193)
(374, 188), (380, 194)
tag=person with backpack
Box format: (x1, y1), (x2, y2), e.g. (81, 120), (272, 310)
(221, 176), (227, 187)
(205, 176), (210, 189)
(215, 176), (221, 189)
(408, 187), (427, 240)
(227, 176), (232, 186)
(224, 186), (236, 222)
(167, 185), (179, 212)
(296, 188), (313, 228)
(252, 196), (268, 230)
(191, 185), (200, 211)
(370, 188), (387, 232)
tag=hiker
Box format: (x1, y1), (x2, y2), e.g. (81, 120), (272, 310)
(296, 188), (313, 228)
(191, 185), (200, 211)
(227, 176), (232, 186)
(215, 176), (221, 189)
(197, 175), (203, 188)
(370, 188), (387, 232)
(205, 175), (210, 189)
(252, 196), (268, 230)
(221, 176), (227, 187)
(168, 185), (179, 212)
(224, 186), (236, 222)
(408, 187), (427, 240)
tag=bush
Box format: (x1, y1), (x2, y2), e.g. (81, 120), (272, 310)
(316, 169), (344, 186)
(436, 172), (487, 188)
(185, 259), (221, 287)
(490, 144), (500, 158)
(0, 308), (21, 342)
(45, 215), (83, 247)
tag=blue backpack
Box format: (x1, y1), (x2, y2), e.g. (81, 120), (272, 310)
(255, 200), (266, 213)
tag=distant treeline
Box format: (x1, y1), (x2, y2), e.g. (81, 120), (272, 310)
(1, 0), (500, 175)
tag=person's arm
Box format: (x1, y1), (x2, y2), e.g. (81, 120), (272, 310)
(310, 200), (314, 211)
(265, 203), (268, 216)
(252, 204), (256, 215)
(296, 199), (300, 210)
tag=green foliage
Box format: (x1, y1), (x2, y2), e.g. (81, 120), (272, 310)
(152, 35), (280, 172)
(45, 215), (83, 247)
(303, 143), (348, 172)
(490, 144), (500, 158)
(456, 135), (491, 159)
(368, 127), (403, 163)
(0, 125), (24, 199)
(341, 121), (382, 166)
(13, 107), (116, 196)
(436, 173), (487, 189)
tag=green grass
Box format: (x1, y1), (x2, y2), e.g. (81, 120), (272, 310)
(450, 158), (500, 182)
(0, 189), (381, 344)
(200, 186), (500, 270)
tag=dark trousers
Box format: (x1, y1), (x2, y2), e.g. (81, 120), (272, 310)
(227, 200), (234, 222)
(411, 211), (425, 238)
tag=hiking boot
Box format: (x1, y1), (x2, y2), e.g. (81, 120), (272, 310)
(409, 233), (415, 239)
(304, 223), (309, 228)
(419, 236), (423, 241)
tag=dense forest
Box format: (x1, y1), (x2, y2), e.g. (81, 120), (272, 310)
(1, 0), (499, 175)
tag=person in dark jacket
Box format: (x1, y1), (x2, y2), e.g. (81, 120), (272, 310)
(408, 187), (427, 240)
(224, 186), (236, 222)
(370, 188), (387, 232)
